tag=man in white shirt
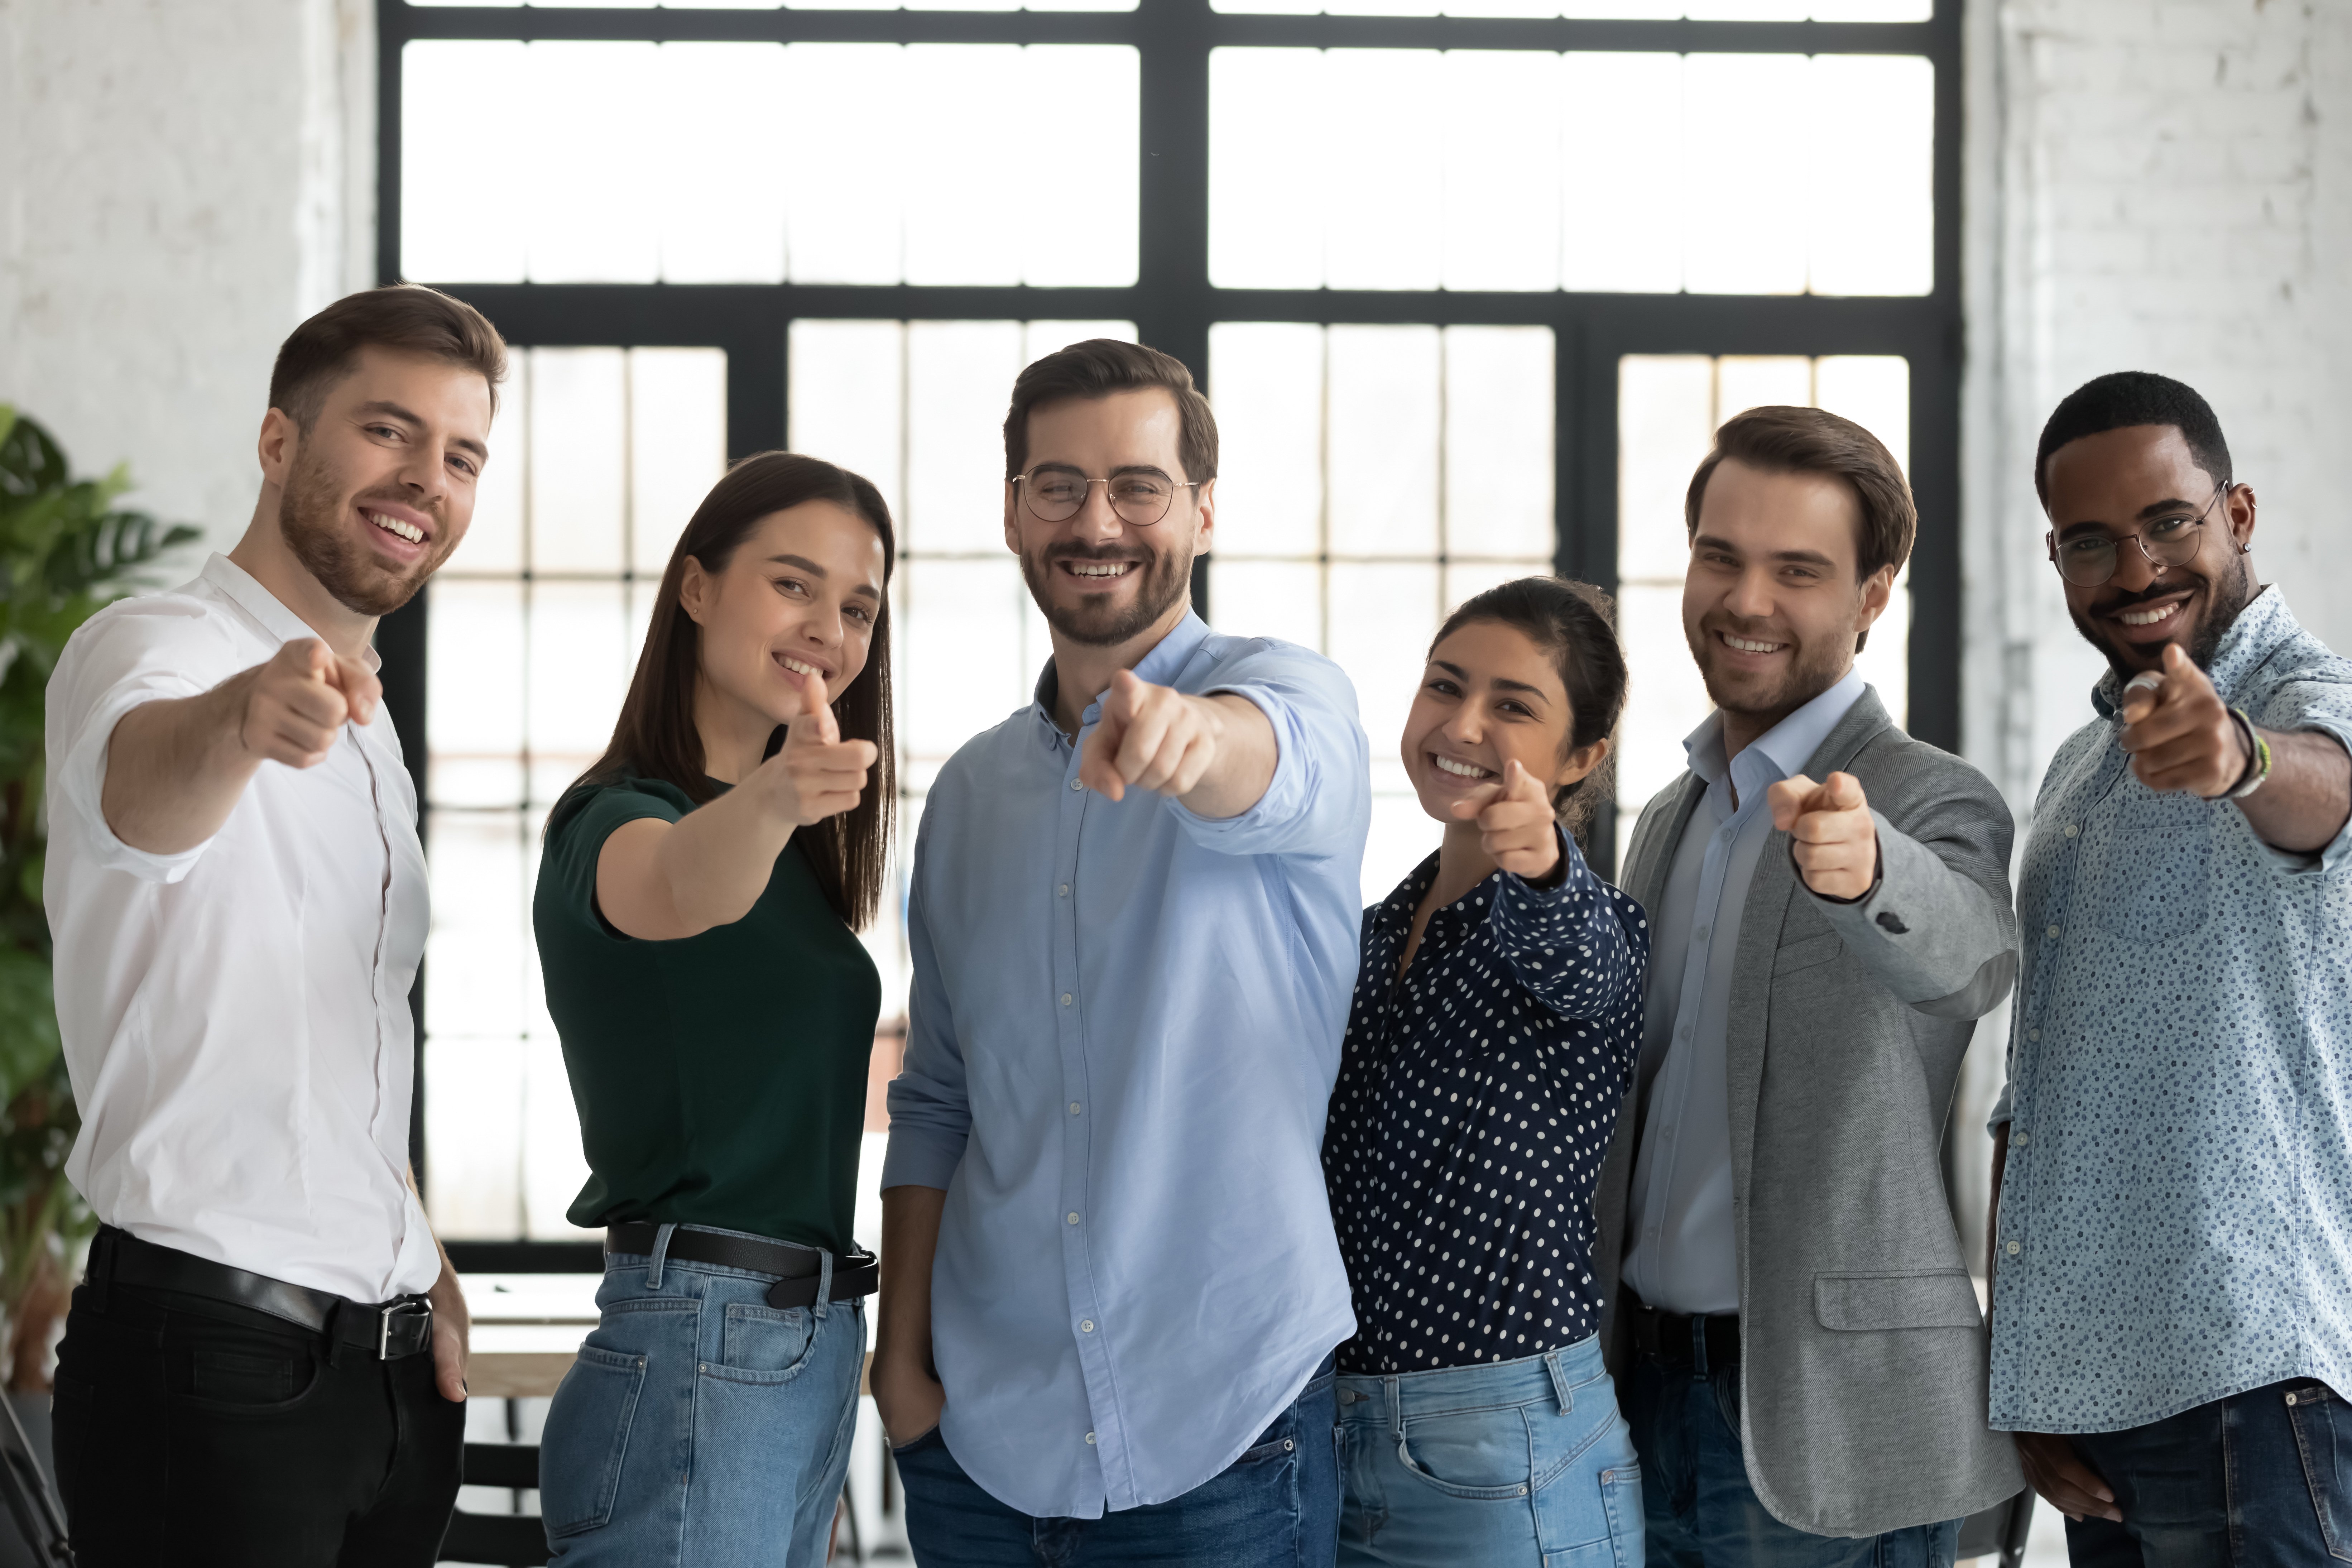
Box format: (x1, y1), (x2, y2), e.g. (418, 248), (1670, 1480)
(43, 284), (505, 1567)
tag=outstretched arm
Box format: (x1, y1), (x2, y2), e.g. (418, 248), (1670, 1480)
(1077, 669), (1276, 820)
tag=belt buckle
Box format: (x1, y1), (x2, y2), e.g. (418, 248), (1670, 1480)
(379, 1299), (431, 1360)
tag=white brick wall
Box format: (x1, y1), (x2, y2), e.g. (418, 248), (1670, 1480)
(1954, 0), (2352, 1256)
(0, 0), (373, 542)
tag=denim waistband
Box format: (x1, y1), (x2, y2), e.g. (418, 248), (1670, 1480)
(1336, 1334), (1607, 1418)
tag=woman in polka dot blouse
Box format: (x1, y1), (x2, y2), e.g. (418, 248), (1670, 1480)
(1324, 577), (1651, 1567)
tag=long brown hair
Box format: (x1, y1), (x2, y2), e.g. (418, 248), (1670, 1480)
(561, 451), (897, 930)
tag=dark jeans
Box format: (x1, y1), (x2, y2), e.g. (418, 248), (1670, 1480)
(1621, 1343), (1958, 1568)
(51, 1279), (464, 1567)
(2060, 1377), (2352, 1566)
(894, 1356), (1339, 1567)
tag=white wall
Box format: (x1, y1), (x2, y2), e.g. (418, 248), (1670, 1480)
(1952, 0), (2352, 1258)
(0, 0), (375, 542)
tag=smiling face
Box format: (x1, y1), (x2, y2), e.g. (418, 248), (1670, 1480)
(2044, 424), (2258, 681)
(1005, 387), (1211, 649)
(1403, 619), (1600, 824)
(1681, 457), (1891, 732)
(269, 346), (493, 617)
(681, 500), (888, 733)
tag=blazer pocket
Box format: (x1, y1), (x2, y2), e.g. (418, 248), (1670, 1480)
(1814, 1270), (1982, 1331)
(1772, 933), (1844, 977)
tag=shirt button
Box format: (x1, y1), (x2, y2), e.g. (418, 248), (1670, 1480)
(2046, 925), (2060, 940)
(1067, 1212), (1081, 1225)
(1086, 1432), (1097, 1444)
(2063, 824), (2078, 838)
(1081, 1320), (1096, 1333)
(1070, 1102), (1082, 1115)
(1694, 925), (1709, 943)
(1070, 778), (1083, 791)
(1059, 883), (1070, 897)
(2012, 1131), (2029, 1147)
(1061, 993), (1073, 1007)
(2027, 1029), (2040, 1042)
(2005, 1240), (2021, 1255)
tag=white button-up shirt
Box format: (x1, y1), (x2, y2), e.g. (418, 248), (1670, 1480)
(1621, 669), (1866, 1315)
(44, 555), (438, 1303)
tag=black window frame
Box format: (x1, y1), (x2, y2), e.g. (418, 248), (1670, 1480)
(378, 0), (1960, 1269)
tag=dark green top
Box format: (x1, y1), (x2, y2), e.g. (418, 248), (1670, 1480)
(534, 776), (879, 1253)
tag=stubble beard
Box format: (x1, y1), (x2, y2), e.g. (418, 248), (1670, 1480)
(277, 441), (448, 618)
(1687, 617), (1855, 727)
(2070, 552), (2257, 684)
(1021, 541), (1192, 648)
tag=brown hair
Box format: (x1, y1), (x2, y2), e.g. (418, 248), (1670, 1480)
(1684, 405), (1914, 653)
(268, 284), (509, 431)
(1430, 576), (1628, 846)
(1003, 339), (1218, 484)
(560, 452), (897, 931)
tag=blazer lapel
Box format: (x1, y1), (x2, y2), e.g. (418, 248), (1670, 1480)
(1723, 686), (1896, 1193)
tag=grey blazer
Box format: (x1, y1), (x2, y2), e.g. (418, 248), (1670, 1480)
(1593, 687), (2026, 1537)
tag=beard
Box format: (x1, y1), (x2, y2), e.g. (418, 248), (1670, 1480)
(276, 442), (450, 618)
(1020, 538), (1192, 648)
(2069, 556), (2257, 683)
(1686, 612), (1856, 724)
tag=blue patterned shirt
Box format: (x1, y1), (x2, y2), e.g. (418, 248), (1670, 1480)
(1989, 588), (2352, 1433)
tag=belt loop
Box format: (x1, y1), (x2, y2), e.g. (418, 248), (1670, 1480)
(323, 1298), (353, 1369)
(647, 1223), (677, 1291)
(85, 1228), (112, 1314)
(813, 1248), (835, 1322)
(1690, 1315), (1709, 1378)
(1545, 1349), (1574, 1415)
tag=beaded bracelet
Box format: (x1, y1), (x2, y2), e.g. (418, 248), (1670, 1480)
(2224, 707), (2272, 800)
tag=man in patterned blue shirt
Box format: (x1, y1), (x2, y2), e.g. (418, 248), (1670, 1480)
(1990, 371), (2352, 1561)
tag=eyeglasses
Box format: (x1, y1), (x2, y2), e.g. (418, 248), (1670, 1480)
(2046, 481), (2231, 588)
(1014, 469), (1202, 527)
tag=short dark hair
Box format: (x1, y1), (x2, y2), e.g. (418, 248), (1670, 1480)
(268, 284), (509, 432)
(2033, 371), (2232, 504)
(1003, 339), (1218, 485)
(1685, 405), (1914, 653)
(1430, 576), (1628, 848)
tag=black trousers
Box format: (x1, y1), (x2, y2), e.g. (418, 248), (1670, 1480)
(51, 1278), (464, 1567)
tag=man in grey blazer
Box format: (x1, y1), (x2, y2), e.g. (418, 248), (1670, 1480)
(1595, 405), (2024, 1564)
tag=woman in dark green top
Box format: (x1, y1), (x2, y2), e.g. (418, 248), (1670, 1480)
(533, 452), (894, 1567)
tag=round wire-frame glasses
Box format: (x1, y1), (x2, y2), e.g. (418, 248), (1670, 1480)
(2045, 480), (2231, 588)
(1014, 469), (1203, 527)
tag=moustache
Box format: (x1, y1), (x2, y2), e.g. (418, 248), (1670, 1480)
(2085, 574), (2202, 618)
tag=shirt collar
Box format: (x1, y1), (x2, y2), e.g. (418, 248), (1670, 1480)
(2089, 585), (2289, 718)
(1029, 611), (1215, 734)
(1683, 666), (1868, 795)
(199, 553), (384, 673)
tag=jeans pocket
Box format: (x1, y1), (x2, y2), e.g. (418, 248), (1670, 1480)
(2285, 1382), (2352, 1562)
(189, 1347), (306, 1406)
(541, 1343), (650, 1538)
(1397, 1404), (1538, 1500)
(1536, 1463), (1645, 1568)
(713, 1302), (816, 1384)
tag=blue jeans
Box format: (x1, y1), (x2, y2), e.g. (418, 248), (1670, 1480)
(1621, 1337), (1957, 1568)
(540, 1224), (866, 1567)
(2058, 1377), (2352, 1566)
(894, 1354), (1338, 1566)
(1336, 1336), (1645, 1567)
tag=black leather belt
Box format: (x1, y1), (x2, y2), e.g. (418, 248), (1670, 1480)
(1625, 1294), (1741, 1370)
(605, 1224), (879, 1312)
(87, 1226), (435, 1360)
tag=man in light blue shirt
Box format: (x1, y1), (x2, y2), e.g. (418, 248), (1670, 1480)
(1991, 372), (2352, 1559)
(874, 340), (1369, 1563)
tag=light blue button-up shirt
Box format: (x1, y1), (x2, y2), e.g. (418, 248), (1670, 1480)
(1621, 669), (1867, 1315)
(1989, 588), (2352, 1433)
(882, 613), (1370, 1518)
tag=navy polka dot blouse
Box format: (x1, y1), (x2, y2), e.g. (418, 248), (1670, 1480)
(1324, 829), (1650, 1374)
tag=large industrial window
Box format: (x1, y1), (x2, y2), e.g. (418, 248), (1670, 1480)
(376, 0), (1960, 1263)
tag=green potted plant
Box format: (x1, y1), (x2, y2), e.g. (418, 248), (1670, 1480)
(0, 407), (197, 1394)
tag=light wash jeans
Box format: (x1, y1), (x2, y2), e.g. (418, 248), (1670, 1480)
(1337, 1335), (1645, 1567)
(539, 1223), (865, 1567)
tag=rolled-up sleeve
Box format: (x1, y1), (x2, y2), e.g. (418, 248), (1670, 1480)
(1167, 642), (1368, 860)
(2255, 675), (2352, 876)
(881, 819), (972, 1191)
(47, 607), (223, 884)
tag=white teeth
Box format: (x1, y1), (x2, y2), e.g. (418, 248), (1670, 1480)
(1069, 562), (1131, 577)
(2117, 604), (2178, 626)
(1724, 634), (1784, 654)
(365, 510), (422, 544)
(778, 656), (824, 679)
(1432, 754), (1491, 779)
